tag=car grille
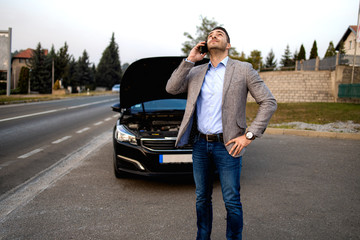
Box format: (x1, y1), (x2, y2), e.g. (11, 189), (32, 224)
(140, 138), (191, 152)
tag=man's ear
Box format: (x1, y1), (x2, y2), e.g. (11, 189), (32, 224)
(226, 43), (231, 50)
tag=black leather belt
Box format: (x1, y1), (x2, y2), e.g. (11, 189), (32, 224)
(199, 133), (224, 142)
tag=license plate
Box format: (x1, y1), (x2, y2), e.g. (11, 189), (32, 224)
(159, 154), (192, 164)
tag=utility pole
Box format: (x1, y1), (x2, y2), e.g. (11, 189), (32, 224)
(52, 58), (54, 94)
(352, 0), (360, 84)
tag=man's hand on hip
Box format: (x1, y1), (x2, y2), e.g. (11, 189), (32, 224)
(225, 135), (252, 157)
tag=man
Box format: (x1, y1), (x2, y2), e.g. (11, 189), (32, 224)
(166, 27), (277, 240)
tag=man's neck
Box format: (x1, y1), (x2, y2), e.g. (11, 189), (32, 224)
(209, 52), (228, 68)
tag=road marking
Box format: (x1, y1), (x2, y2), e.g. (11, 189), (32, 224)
(18, 148), (43, 159)
(0, 130), (112, 223)
(113, 114), (118, 118)
(76, 127), (90, 133)
(0, 161), (15, 170)
(0, 109), (61, 122)
(94, 121), (103, 126)
(0, 98), (118, 123)
(52, 136), (72, 144)
(104, 117), (112, 121)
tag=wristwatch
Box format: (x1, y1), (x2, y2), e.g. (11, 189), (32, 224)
(245, 131), (256, 140)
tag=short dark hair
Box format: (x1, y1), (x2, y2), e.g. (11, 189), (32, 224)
(210, 26), (230, 43)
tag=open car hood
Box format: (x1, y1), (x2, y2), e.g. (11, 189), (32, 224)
(119, 56), (209, 109)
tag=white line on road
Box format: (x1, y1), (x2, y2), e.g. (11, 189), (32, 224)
(104, 117), (112, 121)
(0, 161), (15, 170)
(0, 109), (61, 122)
(52, 136), (72, 144)
(94, 121), (103, 126)
(18, 148), (44, 159)
(0, 98), (118, 123)
(0, 130), (112, 223)
(76, 127), (90, 133)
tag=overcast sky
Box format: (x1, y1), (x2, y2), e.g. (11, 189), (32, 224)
(0, 0), (358, 66)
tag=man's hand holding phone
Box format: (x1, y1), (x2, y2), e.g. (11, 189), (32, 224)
(187, 41), (208, 63)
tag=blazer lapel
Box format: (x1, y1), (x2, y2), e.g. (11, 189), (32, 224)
(222, 58), (235, 105)
(191, 63), (208, 102)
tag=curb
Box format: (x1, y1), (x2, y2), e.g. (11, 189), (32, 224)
(266, 127), (360, 140)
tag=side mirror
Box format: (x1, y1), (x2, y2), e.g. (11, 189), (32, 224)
(111, 103), (121, 113)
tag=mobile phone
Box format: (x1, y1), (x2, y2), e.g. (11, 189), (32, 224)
(199, 42), (208, 54)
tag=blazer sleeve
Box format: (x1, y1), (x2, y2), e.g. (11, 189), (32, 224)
(166, 59), (195, 95)
(246, 63), (277, 137)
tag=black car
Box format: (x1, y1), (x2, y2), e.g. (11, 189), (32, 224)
(111, 57), (208, 177)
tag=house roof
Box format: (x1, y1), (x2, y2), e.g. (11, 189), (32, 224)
(336, 25), (357, 50)
(13, 48), (34, 59)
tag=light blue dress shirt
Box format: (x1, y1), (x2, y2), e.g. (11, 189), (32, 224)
(197, 56), (229, 134)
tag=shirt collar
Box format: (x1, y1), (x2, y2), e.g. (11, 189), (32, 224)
(208, 56), (229, 68)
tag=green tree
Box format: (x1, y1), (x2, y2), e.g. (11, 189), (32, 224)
(74, 50), (94, 91)
(247, 50), (262, 70)
(56, 42), (71, 82)
(280, 44), (294, 67)
(324, 41), (336, 58)
(298, 44), (306, 60)
(230, 51), (247, 62)
(29, 42), (52, 93)
(18, 66), (30, 93)
(181, 16), (238, 57)
(338, 40), (346, 54)
(62, 56), (76, 90)
(309, 40), (318, 59)
(264, 49), (277, 69)
(96, 33), (122, 89)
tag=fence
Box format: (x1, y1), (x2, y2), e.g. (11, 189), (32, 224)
(296, 54), (360, 71)
(338, 83), (360, 98)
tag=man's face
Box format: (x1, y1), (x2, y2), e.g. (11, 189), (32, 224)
(207, 30), (231, 52)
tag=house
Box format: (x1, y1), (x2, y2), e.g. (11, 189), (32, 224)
(335, 25), (360, 55)
(11, 48), (48, 89)
(11, 48), (33, 89)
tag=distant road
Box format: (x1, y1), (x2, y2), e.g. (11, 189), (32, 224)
(0, 94), (119, 195)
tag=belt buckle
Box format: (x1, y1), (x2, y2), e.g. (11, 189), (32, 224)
(206, 134), (210, 142)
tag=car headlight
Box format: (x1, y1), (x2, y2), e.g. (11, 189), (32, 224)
(115, 124), (137, 145)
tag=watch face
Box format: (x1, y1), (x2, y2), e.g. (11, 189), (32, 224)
(246, 132), (254, 139)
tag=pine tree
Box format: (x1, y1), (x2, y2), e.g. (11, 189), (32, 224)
(74, 50), (94, 91)
(338, 40), (346, 54)
(29, 42), (52, 93)
(264, 49), (277, 70)
(309, 40), (318, 59)
(56, 42), (71, 82)
(280, 45), (294, 67)
(298, 44), (306, 60)
(324, 41), (336, 58)
(96, 33), (122, 89)
(62, 56), (76, 90)
(18, 66), (30, 93)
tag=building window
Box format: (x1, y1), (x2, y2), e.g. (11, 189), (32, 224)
(349, 41), (352, 50)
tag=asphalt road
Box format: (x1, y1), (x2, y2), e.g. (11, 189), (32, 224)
(0, 94), (119, 195)
(0, 133), (359, 239)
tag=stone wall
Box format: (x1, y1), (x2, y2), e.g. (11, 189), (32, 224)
(248, 70), (335, 103)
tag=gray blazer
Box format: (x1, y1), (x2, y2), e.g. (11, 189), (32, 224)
(166, 58), (277, 157)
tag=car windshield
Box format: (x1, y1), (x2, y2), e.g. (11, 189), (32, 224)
(130, 99), (186, 113)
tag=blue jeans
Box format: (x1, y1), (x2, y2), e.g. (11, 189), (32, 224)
(192, 137), (243, 240)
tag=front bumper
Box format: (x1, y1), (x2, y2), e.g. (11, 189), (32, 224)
(113, 138), (193, 176)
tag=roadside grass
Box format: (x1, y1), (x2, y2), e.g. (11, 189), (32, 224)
(246, 102), (360, 125)
(0, 91), (117, 104)
(1, 94), (359, 127)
